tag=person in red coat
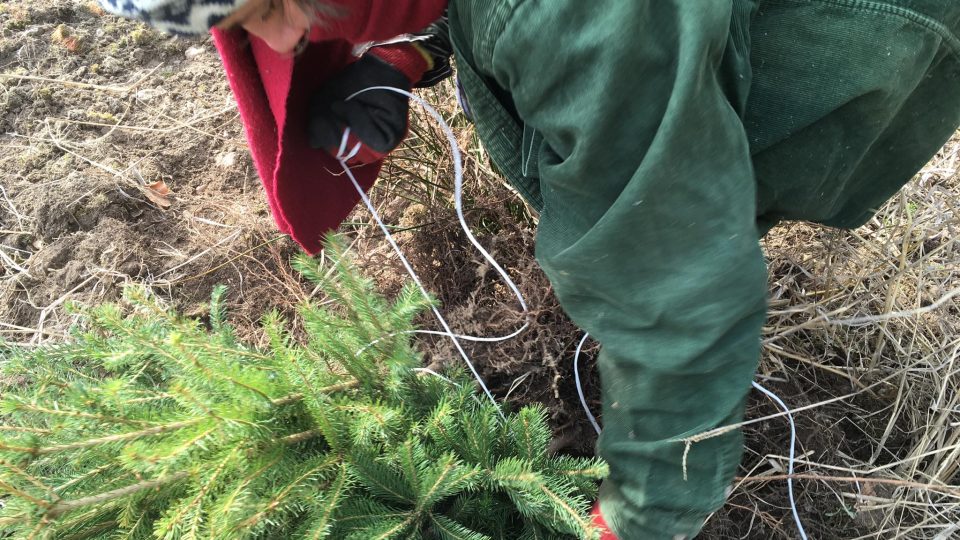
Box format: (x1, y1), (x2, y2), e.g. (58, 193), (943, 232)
(100, 0), (450, 254)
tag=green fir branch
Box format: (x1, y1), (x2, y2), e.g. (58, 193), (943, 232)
(0, 235), (604, 539)
(46, 472), (191, 520)
(430, 514), (491, 540)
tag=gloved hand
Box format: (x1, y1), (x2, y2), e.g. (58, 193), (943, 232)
(592, 502), (620, 540)
(308, 53), (414, 165)
(308, 11), (453, 166)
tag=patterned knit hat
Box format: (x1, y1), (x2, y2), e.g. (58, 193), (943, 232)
(97, 0), (250, 35)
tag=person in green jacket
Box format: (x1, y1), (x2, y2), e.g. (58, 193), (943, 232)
(446, 2), (960, 538)
(98, 0), (960, 538)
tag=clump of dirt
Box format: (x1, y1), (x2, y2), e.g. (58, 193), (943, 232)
(405, 198), (601, 456)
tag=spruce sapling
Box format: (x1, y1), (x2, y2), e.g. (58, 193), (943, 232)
(0, 235), (607, 539)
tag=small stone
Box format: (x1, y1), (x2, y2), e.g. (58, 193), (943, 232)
(135, 88), (164, 101)
(216, 152), (237, 168)
(185, 46), (205, 60)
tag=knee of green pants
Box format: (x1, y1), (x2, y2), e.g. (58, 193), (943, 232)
(598, 427), (743, 539)
(595, 347), (753, 539)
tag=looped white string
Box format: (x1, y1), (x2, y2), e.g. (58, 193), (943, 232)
(338, 127), (362, 162)
(574, 333), (601, 435)
(344, 86), (528, 315)
(335, 86), (533, 419)
(752, 381), (808, 540)
(332, 85), (806, 539)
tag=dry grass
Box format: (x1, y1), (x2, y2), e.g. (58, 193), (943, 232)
(700, 140), (960, 538)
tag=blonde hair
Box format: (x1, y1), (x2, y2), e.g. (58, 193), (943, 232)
(216, 0), (343, 30)
(296, 0), (344, 22)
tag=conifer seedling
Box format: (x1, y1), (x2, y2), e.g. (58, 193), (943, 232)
(0, 235), (606, 539)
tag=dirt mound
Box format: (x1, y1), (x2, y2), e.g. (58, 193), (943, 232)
(403, 199), (601, 456)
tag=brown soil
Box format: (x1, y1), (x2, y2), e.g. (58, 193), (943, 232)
(0, 0), (307, 344)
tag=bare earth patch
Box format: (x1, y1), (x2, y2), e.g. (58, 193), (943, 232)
(2, 2), (960, 538)
(0, 0), (307, 344)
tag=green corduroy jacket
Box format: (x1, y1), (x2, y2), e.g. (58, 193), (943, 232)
(448, 1), (960, 538)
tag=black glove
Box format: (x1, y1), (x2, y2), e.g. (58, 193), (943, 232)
(308, 54), (412, 156)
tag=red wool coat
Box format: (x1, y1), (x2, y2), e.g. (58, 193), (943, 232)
(212, 0), (447, 254)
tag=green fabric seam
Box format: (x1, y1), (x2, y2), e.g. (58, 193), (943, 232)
(475, 0), (520, 74)
(797, 0), (960, 57)
(453, 0), (545, 209)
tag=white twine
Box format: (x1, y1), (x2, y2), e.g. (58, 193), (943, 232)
(334, 85), (806, 539)
(574, 333), (601, 435)
(752, 381), (808, 540)
(336, 86), (531, 419)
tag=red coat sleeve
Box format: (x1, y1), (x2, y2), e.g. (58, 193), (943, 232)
(368, 43), (430, 83)
(320, 0), (447, 44)
(212, 0), (447, 255)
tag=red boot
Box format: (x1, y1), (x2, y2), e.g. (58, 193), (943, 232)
(592, 502), (619, 540)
